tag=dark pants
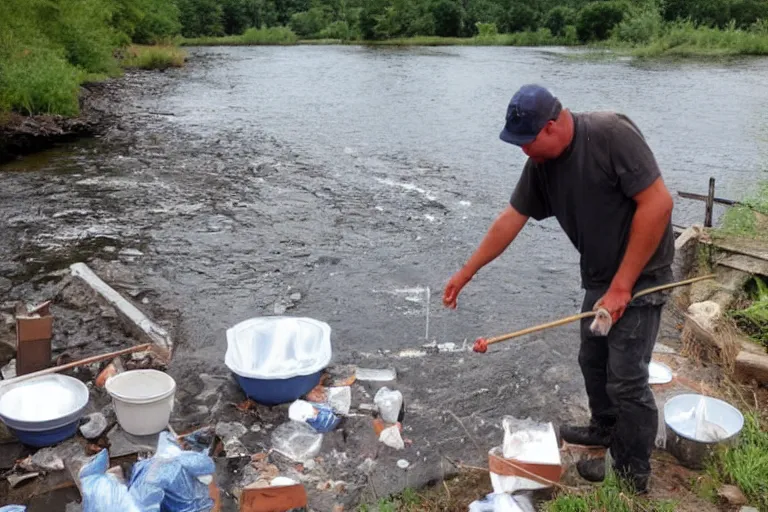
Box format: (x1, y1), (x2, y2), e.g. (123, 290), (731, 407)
(578, 286), (664, 481)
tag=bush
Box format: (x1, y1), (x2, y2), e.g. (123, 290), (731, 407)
(120, 44), (186, 70)
(612, 5), (663, 44)
(475, 21), (499, 38)
(319, 20), (352, 40)
(544, 6), (577, 36)
(239, 26), (298, 44)
(0, 48), (82, 116)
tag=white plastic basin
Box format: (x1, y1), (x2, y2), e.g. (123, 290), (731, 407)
(105, 369), (176, 436)
(225, 316), (332, 380)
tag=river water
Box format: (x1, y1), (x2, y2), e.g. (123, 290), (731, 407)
(1, 45), (768, 455)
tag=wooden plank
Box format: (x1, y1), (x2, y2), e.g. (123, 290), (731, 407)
(70, 262), (173, 360)
(677, 191), (740, 206)
(705, 236), (768, 262)
(719, 253), (768, 276)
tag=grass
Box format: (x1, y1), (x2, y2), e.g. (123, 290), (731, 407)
(697, 411), (768, 511)
(544, 475), (677, 512)
(120, 44), (187, 70)
(714, 180), (768, 240)
(182, 26), (299, 46)
(730, 276), (768, 348)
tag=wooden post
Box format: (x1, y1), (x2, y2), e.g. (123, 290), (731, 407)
(704, 177), (715, 228)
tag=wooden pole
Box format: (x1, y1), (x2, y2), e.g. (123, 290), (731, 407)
(705, 177), (715, 228)
(0, 343), (152, 387)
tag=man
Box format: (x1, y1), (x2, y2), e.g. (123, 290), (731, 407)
(443, 84), (675, 493)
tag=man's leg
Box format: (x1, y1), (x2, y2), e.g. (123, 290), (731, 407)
(604, 303), (661, 492)
(560, 290), (615, 447)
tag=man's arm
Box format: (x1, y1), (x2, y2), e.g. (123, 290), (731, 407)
(443, 205), (528, 308)
(596, 176), (673, 320)
(464, 205), (529, 275)
(610, 176), (674, 293)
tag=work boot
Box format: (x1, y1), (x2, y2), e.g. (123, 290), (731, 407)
(576, 458), (606, 482)
(559, 424), (612, 447)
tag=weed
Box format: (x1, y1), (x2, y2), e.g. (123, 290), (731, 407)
(545, 473), (677, 512)
(120, 44), (187, 70)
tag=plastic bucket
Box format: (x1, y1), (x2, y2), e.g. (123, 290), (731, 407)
(105, 369), (176, 436)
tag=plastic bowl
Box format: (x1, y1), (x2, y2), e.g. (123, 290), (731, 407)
(664, 393), (744, 469)
(225, 316), (332, 405)
(0, 374), (89, 447)
(235, 371), (324, 406)
(105, 369), (176, 436)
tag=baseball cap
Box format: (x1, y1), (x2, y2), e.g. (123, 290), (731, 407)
(499, 84), (561, 146)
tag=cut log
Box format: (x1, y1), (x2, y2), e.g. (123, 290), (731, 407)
(734, 351), (768, 385)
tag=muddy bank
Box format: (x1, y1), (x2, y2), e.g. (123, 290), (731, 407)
(0, 66), (187, 166)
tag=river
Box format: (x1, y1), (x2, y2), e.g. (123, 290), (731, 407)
(1, 45), (768, 507)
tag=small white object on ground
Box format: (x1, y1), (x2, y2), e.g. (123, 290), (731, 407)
(379, 425), (404, 450)
(328, 386), (351, 415)
(374, 387), (403, 423)
(397, 459), (410, 469)
(356, 368), (396, 381)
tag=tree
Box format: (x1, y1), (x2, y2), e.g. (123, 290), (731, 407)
(432, 0), (464, 36)
(544, 6), (575, 36)
(576, 1), (627, 41)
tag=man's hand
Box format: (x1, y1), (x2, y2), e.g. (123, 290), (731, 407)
(594, 285), (632, 324)
(443, 267), (475, 309)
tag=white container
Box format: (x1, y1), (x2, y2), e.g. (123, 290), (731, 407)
(105, 369), (176, 436)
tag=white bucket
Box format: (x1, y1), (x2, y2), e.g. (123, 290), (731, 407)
(105, 369), (176, 436)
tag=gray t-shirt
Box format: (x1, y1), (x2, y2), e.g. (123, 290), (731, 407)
(510, 111), (675, 291)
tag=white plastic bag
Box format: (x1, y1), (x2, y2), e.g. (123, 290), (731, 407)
(492, 417), (561, 494)
(468, 492), (534, 512)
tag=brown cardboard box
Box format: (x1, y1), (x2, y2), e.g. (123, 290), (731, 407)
(15, 301), (53, 375)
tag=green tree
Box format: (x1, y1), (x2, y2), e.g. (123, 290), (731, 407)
(133, 0), (182, 43)
(576, 1), (627, 41)
(544, 6), (576, 36)
(432, 0), (464, 36)
(506, 4), (539, 32)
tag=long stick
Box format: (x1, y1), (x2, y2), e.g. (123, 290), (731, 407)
(483, 274), (716, 348)
(0, 343), (152, 387)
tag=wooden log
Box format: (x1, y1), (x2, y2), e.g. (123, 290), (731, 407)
(677, 191), (740, 206)
(70, 262), (172, 360)
(735, 351), (768, 385)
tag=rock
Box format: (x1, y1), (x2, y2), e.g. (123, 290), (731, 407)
(355, 368), (396, 382)
(19, 447), (65, 472)
(271, 421), (323, 463)
(0, 338), (15, 367)
(687, 301), (722, 331)
(718, 484), (747, 506)
(107, 426), (159, 458)
(216, 421), (249, 458)
(8, 472), (39, 488)
(79, 413), (108, 440)
(0, 277), (11, 293)
(328, 386), (351, 415)
(290, 292), (302, 301)
(273, 303), (287, 315)
(735, 351), (768, 385)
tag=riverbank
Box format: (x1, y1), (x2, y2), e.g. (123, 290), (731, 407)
(180, 22), (768, 58)
(0, 45), (186, 165)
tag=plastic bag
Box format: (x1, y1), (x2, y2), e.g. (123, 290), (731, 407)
(129, 431), (216, 512)
(468, 492), (534, 512)
(79, 449), (142, 512)
(0, 506), (27, 512)
(694, 398), (729, 442)
(374, 387), (403, 424)
(271, 421), (323, 462)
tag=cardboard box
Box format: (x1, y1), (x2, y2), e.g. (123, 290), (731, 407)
(15, 301), (53, 375)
